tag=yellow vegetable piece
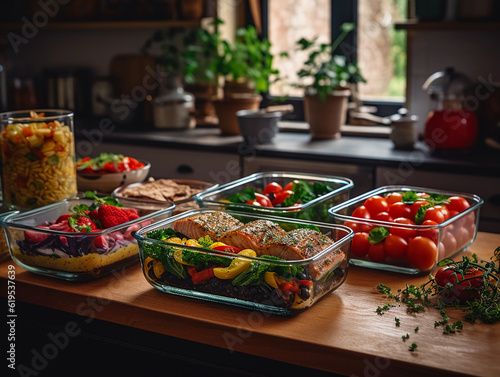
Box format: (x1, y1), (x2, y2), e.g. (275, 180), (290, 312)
(209, 242), (226, 249)
(213, 249), (257, 280)
(153, 261), (166, 278)
(186, 239), (202, 247)
(219, 199), (231, 203)
(264, 271), (280, 289)
(173, 249), (195, 266)
(167, 237), (183, 244)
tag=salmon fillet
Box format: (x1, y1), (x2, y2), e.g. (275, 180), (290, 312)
(219, 220), (288, 251)
(173, 212), (243, 240)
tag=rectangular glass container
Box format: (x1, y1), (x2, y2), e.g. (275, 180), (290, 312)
(1, 198), (175, 281)
(329, 185), (483, 274)
(194, 172), (353, 223)
(134, 209), (353, 315)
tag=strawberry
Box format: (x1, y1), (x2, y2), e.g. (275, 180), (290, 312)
(25, 229), (50, 243)
(122, 208), (139, 221)
(55, 214), (72, 223)
(88, 210), (99, 220)
(73, 217), (98, 232)
(98, 205), (129, 228)
(93, 234), (108, 249)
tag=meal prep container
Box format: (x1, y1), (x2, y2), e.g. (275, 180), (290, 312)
(194, 172), (353, 223)
(134, 209), (353, 315)
(1, 198), (175, 281)
(112, 179), (218, 215)
(329, 185), (483, 274)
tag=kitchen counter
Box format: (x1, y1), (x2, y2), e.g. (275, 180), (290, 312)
(2, 231), (500, 377)
(75, 120), (500, 177)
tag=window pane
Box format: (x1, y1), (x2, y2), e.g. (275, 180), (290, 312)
(268, 0), (331, 97)
(357, 0), (407, 101)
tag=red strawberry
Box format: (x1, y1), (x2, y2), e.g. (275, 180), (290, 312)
(93, 234), (108, 249)
(56, 214), (72, 223)
(89, 210), (99, 220)
(73, 217), (98, 232)
(122, 208), (139, 221)
(98, 205), (129, 228)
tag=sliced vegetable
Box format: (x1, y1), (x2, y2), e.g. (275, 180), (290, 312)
(213, 249), (257, 280)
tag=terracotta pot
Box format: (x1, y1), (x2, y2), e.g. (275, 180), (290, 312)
(304, 89), (351, 139)
(213, 94), (262, 135)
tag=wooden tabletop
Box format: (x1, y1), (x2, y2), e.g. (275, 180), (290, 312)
(1, 232), (500, 377)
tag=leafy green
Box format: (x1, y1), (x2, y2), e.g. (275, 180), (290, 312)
(414, 204), (432, 225)
(142, 242), (187, 279)
(181, 249), (231, 268)
(368, 227), (390, 244)
(147, 228), (177, 241)
(228, 187), (255, 204)
(197, 235), (214, 248)
(401, 191), (420, 204)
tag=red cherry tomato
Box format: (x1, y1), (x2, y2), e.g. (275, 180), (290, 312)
(390, 217), (417, 240)
(255, 193), (273, 207)
(272, 190), (293, 206)
(263, 182), (283, 196)
(447, 196), (470, 213)
(351, 205), (371, 219)
(423, 207), (445, 224)
(385, 192), (403, 205)
(364, 195), (389, 217)
(373, 212), (393, 222)
(434, 266), (461, 287)
(434, 205), (450, 221)
(410, 200), (430, 219)
(384, 234), (408, 259)
(417, 219), (439, 244)
(407, 236), (438, 271)
(283, 181), (295, 191)
(245, 199), (261, 206)
(440, 232), (457, 258)
(388, 202), (412, 219)
(368, 242), (386, 263)
(351, 232), (371, 258)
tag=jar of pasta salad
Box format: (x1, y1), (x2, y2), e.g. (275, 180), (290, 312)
(0, 110), (77, 210)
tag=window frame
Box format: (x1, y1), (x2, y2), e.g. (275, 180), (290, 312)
(258, 0), (404, 120)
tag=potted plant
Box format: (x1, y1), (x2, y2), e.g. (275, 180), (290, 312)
(295, 23), (365, 139)
(212, 24), (284, 135)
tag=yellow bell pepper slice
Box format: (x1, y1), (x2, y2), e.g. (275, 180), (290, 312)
(213, 249), (257, 280)
(186, 239), (202, 247)
(209, 242), (227, 249)
(167, 237), (184, 244)
(264, 271), (281, 289)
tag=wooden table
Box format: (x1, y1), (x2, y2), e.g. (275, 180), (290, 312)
(2, 232), (500, 377)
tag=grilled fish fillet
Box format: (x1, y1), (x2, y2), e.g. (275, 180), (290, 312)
(173, 212), (243, 241)
(219, 220), (288, 251)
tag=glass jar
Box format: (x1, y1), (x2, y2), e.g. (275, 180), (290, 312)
(0, 109), (77, 210)
(152, 76), (195, 129)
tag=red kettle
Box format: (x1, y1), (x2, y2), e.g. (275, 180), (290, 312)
(422, 67), (478, 150)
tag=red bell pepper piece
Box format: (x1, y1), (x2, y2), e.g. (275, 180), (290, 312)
(191, 268), (215, 284)
(212, 245), (241, 253)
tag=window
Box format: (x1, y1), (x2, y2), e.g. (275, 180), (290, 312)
(261, 0), (407, 117)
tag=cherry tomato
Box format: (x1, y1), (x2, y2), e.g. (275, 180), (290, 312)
(448, 209), (460, 219)
(263, 182), (283, 196)
(368, 242), (386, 263)
(351, 205), (371, 219)
(255, 193), (273, 207)
(351, 232), (371, 258)
(388, 202), (411, 219)
(417, 219), (439, 244)
(440, 232), (457, 258)
(364, 195), (389, 217)
(283, 181), (295, 191)
(434, 205), (450, 221)
(390, 217), (417, 240)
(434, 266), (461, 287)
(272, 190), (293, 206)
(245, 199), (261, 206)
(343, 221), (360, 233)
(384, 234), (408, 259)
(373, 212), (393, 222)
(423, 207), (445, 224)
(407, 236), (438, 271)
(447, 196), (470, 213)
(410, 200), (430, 219)
(385, 192), (403, 205)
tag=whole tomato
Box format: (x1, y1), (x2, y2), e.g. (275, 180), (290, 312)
(388, 202), (412, 219)
(255, 193), (273, 207)
(384, 234), (408, 259)
(364, 196), (389, 217)
(263, 182), (283, 196)
(351, 232), (371, 258)
(390, 217), (417, 240)
(407, 236), (438, 271)
(368, 242), (386, 263)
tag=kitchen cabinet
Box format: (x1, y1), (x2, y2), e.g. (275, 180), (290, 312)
(86, 141), (240, 183)
(376, 167), (500, 232)
(243, 156), (374, 197)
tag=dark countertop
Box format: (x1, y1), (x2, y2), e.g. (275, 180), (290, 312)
(75, 119), (500, 177)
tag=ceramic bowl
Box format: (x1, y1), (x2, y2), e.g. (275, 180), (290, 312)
(236, 109), (281, 144)
(77, 160), (151, 194)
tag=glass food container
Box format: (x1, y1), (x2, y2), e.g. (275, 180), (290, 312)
(134, 209), (353, 315)
(1, 198), (175, 281)
(1, 109), (77, 210)
(194, 172), (353, 223)
(329, 185), (483, 274)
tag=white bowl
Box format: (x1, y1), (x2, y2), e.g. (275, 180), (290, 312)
(77, 160), (151, 194)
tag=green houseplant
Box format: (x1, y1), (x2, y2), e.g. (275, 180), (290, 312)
(296, 23), (365, 139)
